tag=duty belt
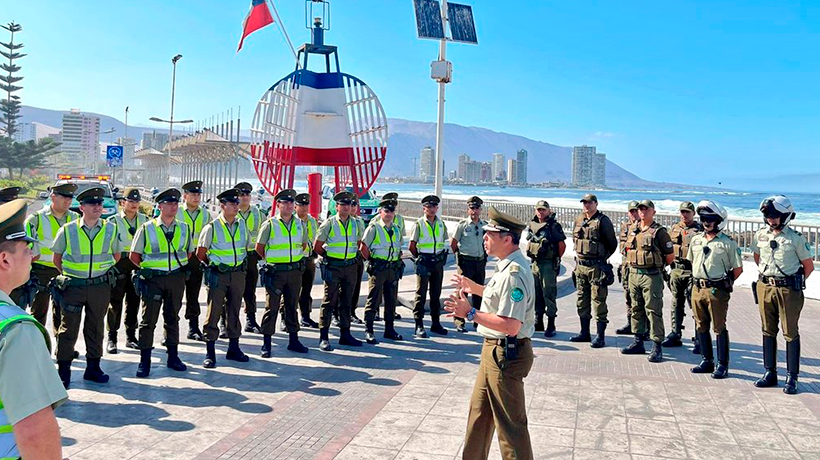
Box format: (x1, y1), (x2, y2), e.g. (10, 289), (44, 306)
(267, 260), (305, 272)
(419, 252), (448, 264)
(140, 267), (186, 279)
(65, 272), (112, 287)
(694, 278), (728, 289)
(759, 275), (793, 287)
(577, 258), (605, 267)
(210, 261), (247, 273)
(325, 257), (358, 267)
(632, 267), (660, 275)
(672, 259), (692, 270)
(459, 254), (486, 262)
(484, 337), (531, 346)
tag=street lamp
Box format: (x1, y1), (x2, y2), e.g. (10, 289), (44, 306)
(150, 54), (186, 156)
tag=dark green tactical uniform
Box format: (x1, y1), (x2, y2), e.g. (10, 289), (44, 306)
(664, 203), (702, 347)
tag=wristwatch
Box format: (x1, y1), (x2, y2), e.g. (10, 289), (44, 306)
(466, 307), (477, 322)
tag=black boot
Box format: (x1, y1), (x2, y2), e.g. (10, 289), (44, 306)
(384, 325), (403, 341)
(590, 322), (606, 348)
(414, 320), (428, 339)
(319, 328), (332, 351)
(430, 317), (448, 335)
(245, 314), (262, 334)
(339, 327), (363, 346)
(57, 360), (71, 389)
(691, 332), (715, 374)
(301, 317), (319, 328)
(166, 344), (187, 372)
(136, 348), (152, 378)
(784, 338), (800, 395)
(544, 316), (556, 338)
(661, 331), (682, 347)
(365, 321), (378, 344)
(83, 358), (109, 383)
(570, 317), (591, 342)
(662, 306), (684, 347)
(287, 332), (309, 353)
(260, 335), (272, 358)
(125, 329), (139, 349)
(755, 336), (778, 388)
(621, 336), (646, 354)
(106, 331), (118, 354)
(187, 319), (204, 341)
(203, 341), (217, 368)
(712, 330), (730, 379)
(226, 338), (250, 362)
(647, 342), (663, 363)
(534, 314), (544, 332)
(615, 315), (632, 335)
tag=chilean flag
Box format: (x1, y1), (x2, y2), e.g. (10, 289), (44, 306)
(237, 0), (274, 52)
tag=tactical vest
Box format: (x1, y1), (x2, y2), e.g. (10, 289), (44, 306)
(31, 209), (79, 268)
(61, 220), (117, 279)
(669, 221), (701, 260)
(527, 220), (556, 260)
(325, 216), (359, 260)
(573, 213), (607, 259)
(300, 214), (318, 257)
(626, 223), (665, 269)
(209, 217), (248, 267)
(110, 212), (148, 253)
(264, 216), (305, 264)
(0, 301), (51, 460)
(141, 219), (190, 272)
(369, 221), (402, 261)
(179, 207), (209, 243)
(417, 217), (447, 254)
(239, 206), (262, 250)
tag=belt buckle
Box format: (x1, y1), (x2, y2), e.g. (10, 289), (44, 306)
(766, 277), (777, 287)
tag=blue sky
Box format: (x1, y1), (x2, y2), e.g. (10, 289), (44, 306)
(3, 1), (819, 189)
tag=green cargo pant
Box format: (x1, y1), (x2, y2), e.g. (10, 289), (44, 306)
(629, 270), (665, 343)
(533, 259), (559, 318)
(669, 267), (692, 336)
(574, 264), (608, 323)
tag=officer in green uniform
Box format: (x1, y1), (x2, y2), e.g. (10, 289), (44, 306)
(349, 197), (366, 324)
(450, 196), (488, 333)
(410, 195), (450, 338)
(314, 191), (363, 351)
(752, 195), (813, 394)
(178, 180), (212, 341)
(197, 188), (250, 368)
(368, 191), (405, 321)
(129, 188), (192, 378)
(361, 198), (405, 343)
(572, 194), (618, 348)
(663, 201), (702, 348)
(24, 182), (79, 335)
(51, 187), (122, 387)
(445, 206), (535, 460)
(526, 200), (566, 337)
(0, 199), (68, 459)
(105, 187), (149, 354)
(295, 193), (320, 328)
(687, 200), (743, 379)
(615, 201), (641, 335)
(236, 182), (263, 333)
(257, 189), (309, 356)
(621, 199), (674, 362)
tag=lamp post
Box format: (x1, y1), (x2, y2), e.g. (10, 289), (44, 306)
(169, 54), (182, 155)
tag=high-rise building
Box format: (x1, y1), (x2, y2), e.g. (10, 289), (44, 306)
(516, 149), (528, 184)
(11, 122), (36, 143)
(419, 146), (435, 182)
(61, 109), (100, 168)
(117, 136), (137, 167)
(507, 159), (517, 184)
(480, 162), (493, 183)
(141, 130), (170, 151)
(572, 145), (606, 187)
(492, 153), (505, 181)
(457, 153), (471, 181)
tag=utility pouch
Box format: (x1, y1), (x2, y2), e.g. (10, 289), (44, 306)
(415, 259), (429, 277)
(602, 263), (615, 286)
(504, 336), (519, 360)
(319, 262), (331, 283)
(131, 271), (145, 296)
(751, 281), (759, 304)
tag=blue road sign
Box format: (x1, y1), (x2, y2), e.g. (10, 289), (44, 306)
(106, 145), (123, 167)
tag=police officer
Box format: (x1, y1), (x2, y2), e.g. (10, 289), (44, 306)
(349, 197), (366, 324)
(129, 188), (191, 378)
(178, 180), (212, 341)
(450, 196), (488, 333)
(621, 199), (674, 362)
(51, 187), (122, 387)
(24, 182), (79, 334)
(295, 192), (320, 327)
(197, 188), (251, 368)
(106, 187), (149, 354)
(688, 200), (742, 379)
(236, 182), (263, 333)
(572, 194), (618, 348)
(526, 200), (566, 337)
(257, 189), (309, 356)
(615, 201), (641, 335)
(752, 195), (813, 394)
(0, 199), (68, 459)
(368, 191), (405, 321)
(314, 191), (363, 351)
(0, 186), (20, 203)
(445, 206), (535, 460)
(663, 201), (702, 348)
(361, 198), (405, 343)
(410, 195), (449, 338)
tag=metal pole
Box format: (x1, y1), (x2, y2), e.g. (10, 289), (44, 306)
(169, 60), (176, 156)
(433, 0), (449, 198)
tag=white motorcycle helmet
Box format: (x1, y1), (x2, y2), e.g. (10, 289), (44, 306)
(696, 200), (728, 232)
(760, 195), (795, 229)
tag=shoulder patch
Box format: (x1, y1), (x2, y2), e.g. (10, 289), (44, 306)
(510, 264), (520, 274)
(737, 248), (742, 256)
(510, 287), (524, 302)
(665, 241), (673, 249)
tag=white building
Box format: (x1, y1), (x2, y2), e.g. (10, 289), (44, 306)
(572, 145), (606, 187)
(507, 159), (517, 184)
(516, 149), (528, 185)
(492, 153), (505, 181)
(61, 109), (100, 169)
(419, 146), (434, 182)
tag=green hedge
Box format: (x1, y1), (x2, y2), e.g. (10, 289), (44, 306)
(0, 175), (52, 199)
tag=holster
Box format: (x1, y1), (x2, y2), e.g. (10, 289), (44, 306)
(131, 271), (147, 296)
(259, 265), (274, 289)
(602, 263), (616, 286)
(319, 262), (331, 283)
(203, 265), (218, 289)
(415, 258), (429, 277)
(751, 281), (759, 304)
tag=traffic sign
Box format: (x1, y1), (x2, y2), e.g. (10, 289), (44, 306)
(106, 145), (123, 167)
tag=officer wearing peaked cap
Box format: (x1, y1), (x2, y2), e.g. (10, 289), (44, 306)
(0, 187), (20, 204)
(526, 199), (566, 338)
(235, 182), (264, 335)
(446, 206), (536, 459)
(178, 180), (212, 342)
(410, 194), (449, 338)
(0, 199), (69, 459)
(664, 201), (703, 349)
(294, 192), (320, 327)
(346, 194), (367, 325)
(616, 200), (645, 337)
(374, 192), (405, 235)
(450, 196), (488, 333)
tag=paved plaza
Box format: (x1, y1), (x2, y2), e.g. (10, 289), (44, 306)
(52, 254), (820, 460)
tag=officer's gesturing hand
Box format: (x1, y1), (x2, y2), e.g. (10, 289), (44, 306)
(450, 273), (484, 297)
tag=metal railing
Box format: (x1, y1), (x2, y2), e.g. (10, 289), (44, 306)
(397, 197), (820, 261)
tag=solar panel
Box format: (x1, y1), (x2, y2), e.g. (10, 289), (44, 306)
(413, 0), (445, 40)
(447, 3), (477, 44)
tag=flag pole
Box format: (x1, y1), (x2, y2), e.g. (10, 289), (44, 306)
(267, 0), (301, 69)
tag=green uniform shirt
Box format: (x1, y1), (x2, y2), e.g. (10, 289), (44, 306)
(0, 290), (68, 425)
(362, 217), (403, 247)
(688, 232), (743, 280)
(453, 218), (488, 258)
(24, 207), (76, 259)
(131, 220), (188, 255)
(316, 215), (361, 243)
(477, 250), (535, 340)
(51, 218), (123, 255)
(198, 215), (242, 250)
(256, 215), (309, 247)
(178, 206), (212, 243)
(751, 226), (812, 277)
